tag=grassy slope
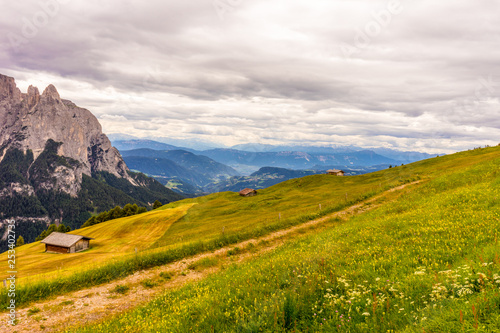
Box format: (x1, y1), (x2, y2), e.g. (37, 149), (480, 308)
(2, 147), (497, 307)
(71, 146), (500, 332)
(4, 158), (416, 284)
(1, 205), (193, 281)
(151, 168), (416, 249)
(152, 146), (500, 250)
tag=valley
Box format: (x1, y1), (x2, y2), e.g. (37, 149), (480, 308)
(114, 139), (431, 196)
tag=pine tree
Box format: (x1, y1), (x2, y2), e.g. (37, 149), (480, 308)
(47, 224), (57, 234)
(35, 224), (60, 242)
(16, 235), (25, 247)
(82, 216), (97, 228)
(36, 230), (47, 241)
(153, 200), (162, 209)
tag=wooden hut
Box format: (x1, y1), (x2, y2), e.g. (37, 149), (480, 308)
(327, 169), (345, 176)
(41, 232), (94, 254)
(239, 188), (258, 197)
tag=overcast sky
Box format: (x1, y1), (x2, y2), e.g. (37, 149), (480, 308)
(1, 0), (499, 153)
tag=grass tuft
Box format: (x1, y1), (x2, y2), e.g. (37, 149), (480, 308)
(111, 285), (129, 294)
(27, 307), (41, 316)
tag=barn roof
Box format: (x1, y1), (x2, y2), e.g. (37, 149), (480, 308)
(41, 232), (94, 248)
(327, 169), (344, 173)
(239, 188), (257, 196)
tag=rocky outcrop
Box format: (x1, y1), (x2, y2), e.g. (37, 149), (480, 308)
(0, 183), (35, 197)
(27, 85), (40, 109)
(0, 74), (135, 197)
(0, 75), (22, 102)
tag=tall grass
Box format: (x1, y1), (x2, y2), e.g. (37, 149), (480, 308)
(0, 182), (391, 308)
(69, 151), (500, 332)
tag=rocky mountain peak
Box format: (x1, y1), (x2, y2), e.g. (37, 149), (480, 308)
(41, 84), (61, 102)
(0, 74), (135, 197)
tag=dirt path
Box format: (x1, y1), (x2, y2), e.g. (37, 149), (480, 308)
(1, 181), (420, 333)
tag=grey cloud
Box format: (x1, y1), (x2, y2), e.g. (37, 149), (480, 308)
(1, 0), (499, 153)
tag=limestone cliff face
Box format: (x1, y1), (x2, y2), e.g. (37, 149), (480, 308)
(0, 74), (135, 197)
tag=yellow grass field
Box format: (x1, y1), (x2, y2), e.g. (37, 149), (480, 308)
(2, 204), (194, 282)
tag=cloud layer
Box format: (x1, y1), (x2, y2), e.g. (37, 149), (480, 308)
(1, 0), (499, 153)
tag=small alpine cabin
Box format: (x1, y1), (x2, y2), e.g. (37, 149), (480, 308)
(41, 232), (94, 254)
(239, 188), (258, 197)
(327, 169), (345, 176)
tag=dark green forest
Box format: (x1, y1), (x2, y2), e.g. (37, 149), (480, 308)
(0, 141), (183, 251)
(81, 203), (148, 228)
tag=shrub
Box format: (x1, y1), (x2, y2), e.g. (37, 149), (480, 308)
(111, 285), (130, 294)
(159, 271), (173, 280)
(188, 257), (219, 271)
(141, 279), (158, 288)
(27, 307), (41, 316)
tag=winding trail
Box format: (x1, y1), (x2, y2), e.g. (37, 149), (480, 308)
(1, 181), (421, 333)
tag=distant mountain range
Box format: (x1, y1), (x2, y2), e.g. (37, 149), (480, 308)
(202, 166), (380, 193)
(107, 134), (223, 151)
(121, 148), (239, 190)
(113, 140), (183, 152)
(113, 138), (435, 196)
(110, 137), (437, 165)
(113, 139), (435, 165)
(200, 148), (398, 170)
(231, 143), (360, 154)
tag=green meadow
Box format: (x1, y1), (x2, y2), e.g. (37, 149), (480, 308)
(68, 146), (500, 332)
(2, 146), (500, 332)
(1, 150), (423, 306)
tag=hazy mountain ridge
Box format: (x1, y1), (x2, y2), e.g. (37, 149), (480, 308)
(108, 135), (222, 151)
(120, 148), (239, 179)
(112, 138), (435, 161)
(112, 138), (434, 195)
(112, 138), (431, 171)
(112, 139), (194, 153)
(123, 156), (215, 188)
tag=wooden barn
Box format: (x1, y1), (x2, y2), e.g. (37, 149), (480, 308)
(41, 232), (94, 254)
(239, 188), (258, 197)
(327, 169), (345, 176)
